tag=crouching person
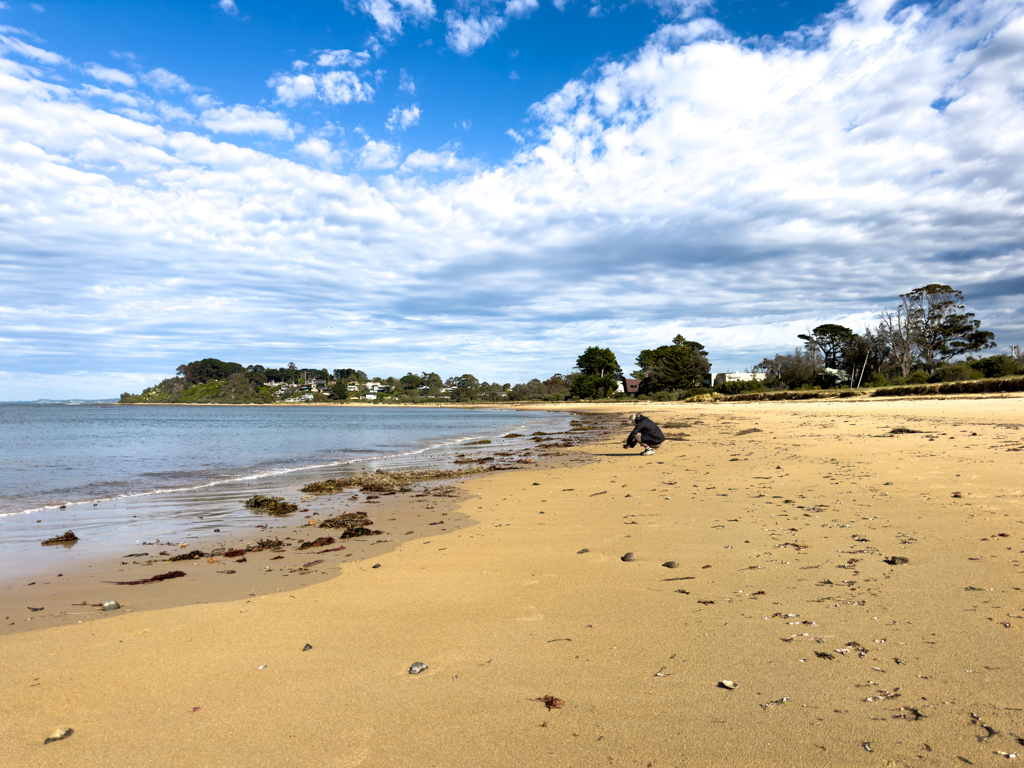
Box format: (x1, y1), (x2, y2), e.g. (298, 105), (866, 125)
(623, 413), (664, 456)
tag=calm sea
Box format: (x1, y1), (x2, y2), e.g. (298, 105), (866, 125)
(0, 404), (568, 567)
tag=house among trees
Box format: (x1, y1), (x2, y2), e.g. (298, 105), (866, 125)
(713, 372), (767, 388)
(616, 377), (640, 394)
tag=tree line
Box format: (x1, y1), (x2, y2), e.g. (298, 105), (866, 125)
(753, 284), (1019, 390)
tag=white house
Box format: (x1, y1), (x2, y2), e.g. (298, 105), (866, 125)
(713, 371), (767, 388)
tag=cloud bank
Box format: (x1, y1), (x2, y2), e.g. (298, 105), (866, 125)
(1, 0), (1023, 399)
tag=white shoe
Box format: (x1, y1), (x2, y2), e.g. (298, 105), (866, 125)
(641, 446), (656, 456)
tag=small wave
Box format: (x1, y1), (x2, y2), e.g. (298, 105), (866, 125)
(0, 423), (551, 518)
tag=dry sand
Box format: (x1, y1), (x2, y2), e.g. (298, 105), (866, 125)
(2, 396), (1023, 767)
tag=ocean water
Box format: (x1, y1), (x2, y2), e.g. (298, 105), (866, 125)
(0, 404), (568, 564)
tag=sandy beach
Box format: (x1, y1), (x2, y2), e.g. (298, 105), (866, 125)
(3, 395), (1023, 767)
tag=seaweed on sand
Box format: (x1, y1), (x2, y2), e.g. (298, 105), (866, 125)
(244, 495), (299, 515)
(301, 467), (487, 495)
(169, 549), (206, 561)
(298, 536), (335, 550)
(41, 530), (79, 546)
(318, 511), (383, 538)
(105, 570), (187, 586)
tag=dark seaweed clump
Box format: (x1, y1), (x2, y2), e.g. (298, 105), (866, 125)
(244, 495), (299, 515)
(169, 549), (206, 561)
(41, 530), (79, 546)
(302, 467), (486, 495)
(298, 536), (336, 550)
(105, 570), (186, 586)
(318, 511), (383, 538)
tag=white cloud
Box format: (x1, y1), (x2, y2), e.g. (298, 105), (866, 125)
(295, 137), (342, 166)
(201, 104), (294, 139)
(30, 3), (43, 11)
(266, 72), (317, 105)
(445, 10), (507, 55)
(217, 0), (239, 15)
(401, 147), (474, 172)
(267, 70), (375, 106)
(386, 103), (421, 131)
(319, 70), (376, 104)
(84, 63), (136, 87)
(82, 84), (141, 107)
(399, 68), (415, 94)
(142, 67), (193, 92)
(353, 0), (436, 39)
(0, 2), (11, 9)
(504, 0), (538, 18)
(0, 32), (65, 64)
(315, 48), (370, 68)
(507, 128), (524, 143)
(358, 138), (399, 168)
(444, 0), (540, 55)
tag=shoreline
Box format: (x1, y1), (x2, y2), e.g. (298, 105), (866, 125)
(3, 397), (1022, 766)
(0, 413), (619, 638)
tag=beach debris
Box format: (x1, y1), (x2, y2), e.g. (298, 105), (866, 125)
(662, 561), (680, 569)
(760, 697), (790, 709)
(577, 548), (590, 554)
(258, 665), (267, 670)
(655, 667), (672, 677)
(207, 557), (218, 564)
(736, 428), (763, 435)
(862, 742), (873, 752)
(591, 490), (607, 497)
(621, 553), (636, 562)
(718, 680), (738, 689)
(27, 606), (44, 612)
(302, 644), (313, 652)
(189, 707), (201, 713)
(890, 427), (922, 434)
(303, 468), (486, 495)
(318, 512), (383, 538)
(217, 570), (236, 574)
(970, 713), (998, 740)
(535, 695), (565, 710)
(244, 495), (299, 516)
(409, 662), (429, 675)
(298, 536), (335, 550)
(44, 728), (73, 744)
(169, 549), (205, 562)
(953, 491), (963, 498)
(885, 556), (910, 565)
(815, 651), (835, 660)
(104, 570), (186, 586)
(702, 564), (712, 569)
(101, 601), (120, 611)
(548, 638), (573, 643)
(41, 530), (79, 546)
(994, 752), (1019, 759)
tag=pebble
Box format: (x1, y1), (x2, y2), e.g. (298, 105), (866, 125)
(886, 556), (910, 565)
(372, 564), (381, 569)
(409, 662), (429, 675)
(44, 728), (73, 744)
(302, 643), (313, 652)
(621, 553), (636, 562)
(577, 548), (590, 554)
(101, 601), (120, 612)
(662, 561), (679, 569)
(718, 680), (738, 689)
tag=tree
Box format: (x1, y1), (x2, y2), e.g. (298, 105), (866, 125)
(798, 324), (854, 370)
(753, 348), (817, 389)
(575, 347), (621, 378)
(328, 381), (349, 400)
(901, 284), (995, 368)
(400, 372), (423, 391)
(635, 335), (711, 392)
(447, 374), (480, 401)
(878, 306), (917, 379)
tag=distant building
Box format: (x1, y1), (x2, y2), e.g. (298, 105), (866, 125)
(713, 372), (767, 388)
(615, 377), (641, 394)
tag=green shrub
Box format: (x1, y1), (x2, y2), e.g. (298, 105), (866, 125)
(906, 371), (930, 384)
(929, 362), (974, 383)
(716, 379), (765, 395)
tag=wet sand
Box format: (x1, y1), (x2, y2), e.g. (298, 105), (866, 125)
(2, 396), (1022, 767)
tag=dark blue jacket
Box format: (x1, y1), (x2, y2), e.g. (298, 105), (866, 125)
(628, 415), (664, 445)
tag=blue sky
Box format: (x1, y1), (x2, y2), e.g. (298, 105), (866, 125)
(1, 0), (1022, 399)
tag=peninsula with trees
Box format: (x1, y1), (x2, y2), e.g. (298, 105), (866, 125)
(120, 284), (1022, 405)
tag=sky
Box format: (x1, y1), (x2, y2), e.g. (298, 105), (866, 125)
(0, 0), (1022, 400)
